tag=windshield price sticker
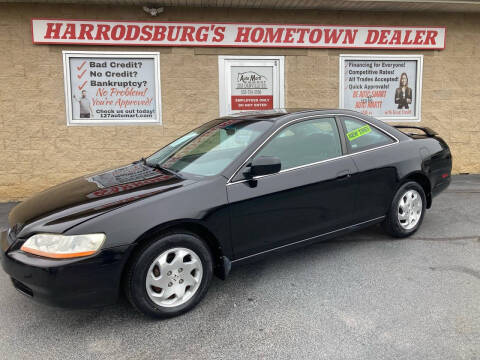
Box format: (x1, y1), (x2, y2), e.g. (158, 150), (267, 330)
(347, 125), (371, 141)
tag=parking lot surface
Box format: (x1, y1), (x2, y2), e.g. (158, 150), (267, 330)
(0, 176), (479, 360)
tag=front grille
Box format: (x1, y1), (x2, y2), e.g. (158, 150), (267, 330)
(11, 278), (33, 297)
(9, 223), (23, 238)
(7, 228), (16, 247)
(6, 223), (24, 248)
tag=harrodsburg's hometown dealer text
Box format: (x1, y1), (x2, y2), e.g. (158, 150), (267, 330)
(33, 20), (446, 50)
(63, 51), (161, 125)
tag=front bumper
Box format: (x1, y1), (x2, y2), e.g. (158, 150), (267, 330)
(1, 230), (130, 308)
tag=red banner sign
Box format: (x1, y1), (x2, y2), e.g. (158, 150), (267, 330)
(31, 19), (446, 49)
(231, 95), (273, 111)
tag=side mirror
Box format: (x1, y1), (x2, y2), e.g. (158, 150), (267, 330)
(244, 156), (281, 178)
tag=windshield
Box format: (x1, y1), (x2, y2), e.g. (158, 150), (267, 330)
(146, 119), (272, 177)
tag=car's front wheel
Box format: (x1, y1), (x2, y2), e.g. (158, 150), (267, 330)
(383, 181), (427, 238)
(124, 232), (213, 318)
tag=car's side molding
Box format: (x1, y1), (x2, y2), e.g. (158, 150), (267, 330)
(230, 215), (386, 265)
(226, 113), (400, 185)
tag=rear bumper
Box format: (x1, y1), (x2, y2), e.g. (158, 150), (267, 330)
(431, 175), (451, 198)
(1, 230), (130, 308)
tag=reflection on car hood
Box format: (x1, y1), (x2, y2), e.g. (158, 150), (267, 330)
(9, 162), (190, 230)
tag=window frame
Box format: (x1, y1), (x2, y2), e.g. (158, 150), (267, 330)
(339, 116), (397, 154)
(229, 115), (347, 182)
(227, 113), (400, 184)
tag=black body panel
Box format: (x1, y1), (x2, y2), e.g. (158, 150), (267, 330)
(227, 156), (357, 259)
(1, 233), (129, 308)
(1, 109), (452, 308)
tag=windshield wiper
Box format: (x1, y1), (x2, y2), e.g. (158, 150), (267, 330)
(154, 164), (181, 177)
(133, 157), (147, 165)
(136, 157), (184, 178)
(141, 158), (182, 178)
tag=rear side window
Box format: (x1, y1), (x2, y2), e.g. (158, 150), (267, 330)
(255, 117), (342, 171)
(341, 116), (394, 153)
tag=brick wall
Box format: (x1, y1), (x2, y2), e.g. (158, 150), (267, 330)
(0, 3), (479, 200)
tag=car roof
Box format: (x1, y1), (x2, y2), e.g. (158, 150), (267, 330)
(220, 108), (369, 122)
(218, 108), (407, 140)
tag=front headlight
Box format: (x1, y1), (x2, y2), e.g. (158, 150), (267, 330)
(21, 233), (106, 259)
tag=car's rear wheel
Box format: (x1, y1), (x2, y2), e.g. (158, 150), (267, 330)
(383, 181), (426, 238)
(124, 232), (213, 318)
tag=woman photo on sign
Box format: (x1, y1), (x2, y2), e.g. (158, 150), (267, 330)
(394, 72), (412, 109)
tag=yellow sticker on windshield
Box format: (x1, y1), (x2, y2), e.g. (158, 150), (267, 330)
(347, 125), (371, 141)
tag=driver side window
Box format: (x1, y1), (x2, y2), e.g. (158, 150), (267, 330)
(254, 117), (342, 171)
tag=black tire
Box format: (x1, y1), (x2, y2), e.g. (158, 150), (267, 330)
(124, 231), (213, 318)
(383, 181), (427, 238)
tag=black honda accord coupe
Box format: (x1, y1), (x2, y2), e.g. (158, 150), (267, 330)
(1, 109), (451, 318)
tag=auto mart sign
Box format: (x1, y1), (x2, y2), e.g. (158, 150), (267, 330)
(32, 19), (446, 49)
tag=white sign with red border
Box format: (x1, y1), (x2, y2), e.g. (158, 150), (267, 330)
(32, 19), (446, 50)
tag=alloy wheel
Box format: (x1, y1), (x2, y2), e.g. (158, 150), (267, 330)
(397, 189), (423, 230)
(145, 247), (203, 308)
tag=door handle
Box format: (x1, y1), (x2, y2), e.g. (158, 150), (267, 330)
(336, 170), (351, 180)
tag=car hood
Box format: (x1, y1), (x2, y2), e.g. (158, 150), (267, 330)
(9, 162), (192, 235)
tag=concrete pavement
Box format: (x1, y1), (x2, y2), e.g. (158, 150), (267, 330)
(0, 176), (478, 360)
